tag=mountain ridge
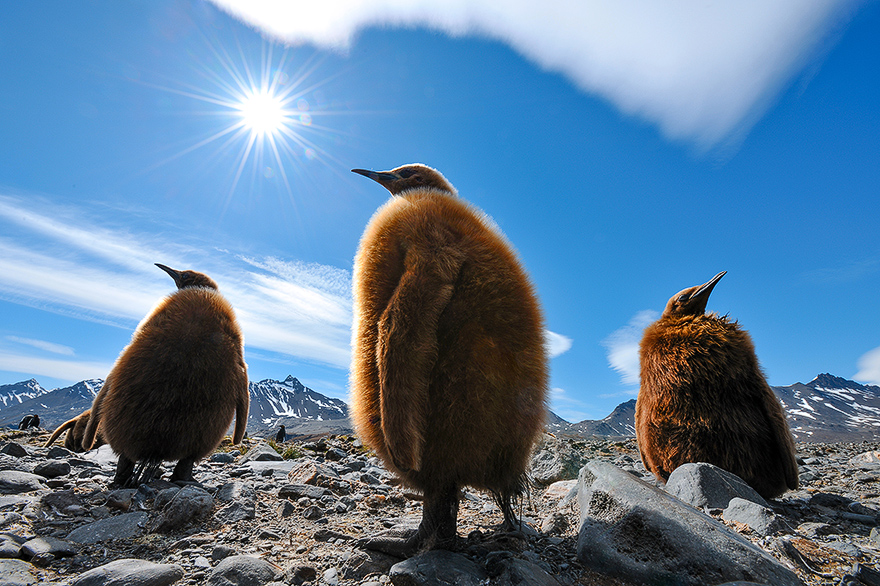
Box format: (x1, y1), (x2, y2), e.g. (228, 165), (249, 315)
(2, 373), (878, 442)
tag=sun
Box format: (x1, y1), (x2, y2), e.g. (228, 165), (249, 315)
(144, 36), (343, 203)
(238, 90), (287, 137)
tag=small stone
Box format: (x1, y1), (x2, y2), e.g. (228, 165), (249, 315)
(33, 460), (71, 479)
(106, 489), (136, 511)
(67, 511), (150, 544)
(211, 544), (236, 562)
(722, 498), (790, 536)
(20, 536), (78, 558)
(278, 484), (329, 500)
(278, 500), (295, 518)
(322, 567), (339, 586)
(72, 558), (184, 586)
(797, 522), (834, 538)
(206, 555), (283, 586)
(0, 559), (36, 586)
(151, 485), (213, 533)
(0, 471), (46, 494)
(302, 505), (323, 520)
(0, 443), (28, 458)
(666, 462), (768, 509)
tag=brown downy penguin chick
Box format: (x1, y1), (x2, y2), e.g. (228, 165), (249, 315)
(636, 271), (799, 499)
(44, 409), (104, 452)
(350, 164), (548, 556)
(83, 264), (250, 487)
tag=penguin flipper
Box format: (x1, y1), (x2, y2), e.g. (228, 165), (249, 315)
(44, 417), (77, 448)
(232, 384), (249, 444)
(377, 246), (462, 473)
(83, 379), (109, 450)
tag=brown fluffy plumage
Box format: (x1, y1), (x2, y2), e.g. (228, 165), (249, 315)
(636, 271), (799, 499)
(350, 164), (548, 554)
(44, 409), (104, 452)
(83, 264), (249, 486)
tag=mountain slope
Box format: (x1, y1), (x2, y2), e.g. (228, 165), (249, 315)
(774, 373), (880, 442)
(0, 379), (48, 411)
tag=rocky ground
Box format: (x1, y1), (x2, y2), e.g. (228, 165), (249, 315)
(0, 427), (877, 586)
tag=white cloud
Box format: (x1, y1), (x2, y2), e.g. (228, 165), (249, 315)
(549, 387), (594, 423)
(0, 194), (352, 371)
(545, 330), (572, 359)
(208, 0), (862, 147)
(855, 346), (880, 386)
(6, 336), (75, 356)
(602, 310), (658, 386)
(0, 353), (114, 382)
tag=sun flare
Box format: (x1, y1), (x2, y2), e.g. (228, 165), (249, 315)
(238, 90), (287, 136)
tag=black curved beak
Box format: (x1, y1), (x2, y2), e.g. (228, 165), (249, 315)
(155, 263), (183, 289)
(351, 168), (400, 186)
(692, 271), (726, 302)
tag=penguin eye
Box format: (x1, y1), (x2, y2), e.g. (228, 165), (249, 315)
(677, 294), (690, 304)
(398, 169), (416, 179)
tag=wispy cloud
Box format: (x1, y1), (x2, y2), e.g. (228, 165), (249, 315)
(855, 346), (880, 386)
(550, 387), (595, 424)
(208, 0), (862, 148)
(601, 310), (659, 386)
(6, 336), (75, 356)
(0, 352), (114, 382)
(802, 258), (880, 284)
(0, 193), (352, 372)
(545, 330), (572, 359)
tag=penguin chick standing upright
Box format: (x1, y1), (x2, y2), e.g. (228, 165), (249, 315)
(350, 164), (548, 555)
(83, 264), (250, 487)
(636, 271), (798, 499)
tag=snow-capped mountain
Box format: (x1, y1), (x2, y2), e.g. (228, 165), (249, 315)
(563, 399), (637, 438)
(247, 375), (348, 434)
(0, 379), (102, 428)
(0, 378), (48, 410)
(774, 373), (880, 442)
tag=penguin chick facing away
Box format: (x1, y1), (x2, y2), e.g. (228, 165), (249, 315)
(350, 164), (549, 556)
(83, 264), (250, 487)
(636, 271), (798, 499)
(44, 409), (104, 452)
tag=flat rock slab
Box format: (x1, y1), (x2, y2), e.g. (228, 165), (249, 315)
(21, 536), (79, 558)
(67, 512), (150, 544)
(576, 460), (804, 586)
(0, 471), (47, 494)
(72, 558), (184, 586)
(206, 554), (283, 586)
(389, 550), (487, 586)
(665, 463), (769, 509)
(0, 558), (36, 586)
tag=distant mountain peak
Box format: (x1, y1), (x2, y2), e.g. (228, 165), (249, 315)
(806, 373), (879, 393)
(283, 375), (300, 384)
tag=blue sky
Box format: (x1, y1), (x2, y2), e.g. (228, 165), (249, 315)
(1, 1), (878, 422)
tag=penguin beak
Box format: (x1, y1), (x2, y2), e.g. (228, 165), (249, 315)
(691, 271), (726, 302)
(155, 263), (183, 289)
(351, 168), (401, 193)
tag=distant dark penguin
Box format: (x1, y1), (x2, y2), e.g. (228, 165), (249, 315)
(350, 164), (548, 555)
(275, 425), (286, 443)
(44, 409), (103, 452)
(18, 414), (39, 430)
(636, 271), (799, 499)
(83, 263), (250, 487)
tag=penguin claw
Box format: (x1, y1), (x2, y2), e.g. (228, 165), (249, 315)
(355, 527), (420, 558)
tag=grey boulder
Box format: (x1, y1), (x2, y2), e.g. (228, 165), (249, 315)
(576, 460), (803, 586)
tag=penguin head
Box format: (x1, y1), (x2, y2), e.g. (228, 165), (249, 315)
(155, 263), (219, 291)
(351, 164), (456, 197)
(662, 271), (726, 317)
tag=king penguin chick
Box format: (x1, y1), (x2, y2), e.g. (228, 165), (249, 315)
(350, 164), (548, 556)
(83, 264), (250, 487)
(44, 409), (104, 452)
(636, 271), (798, 499)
